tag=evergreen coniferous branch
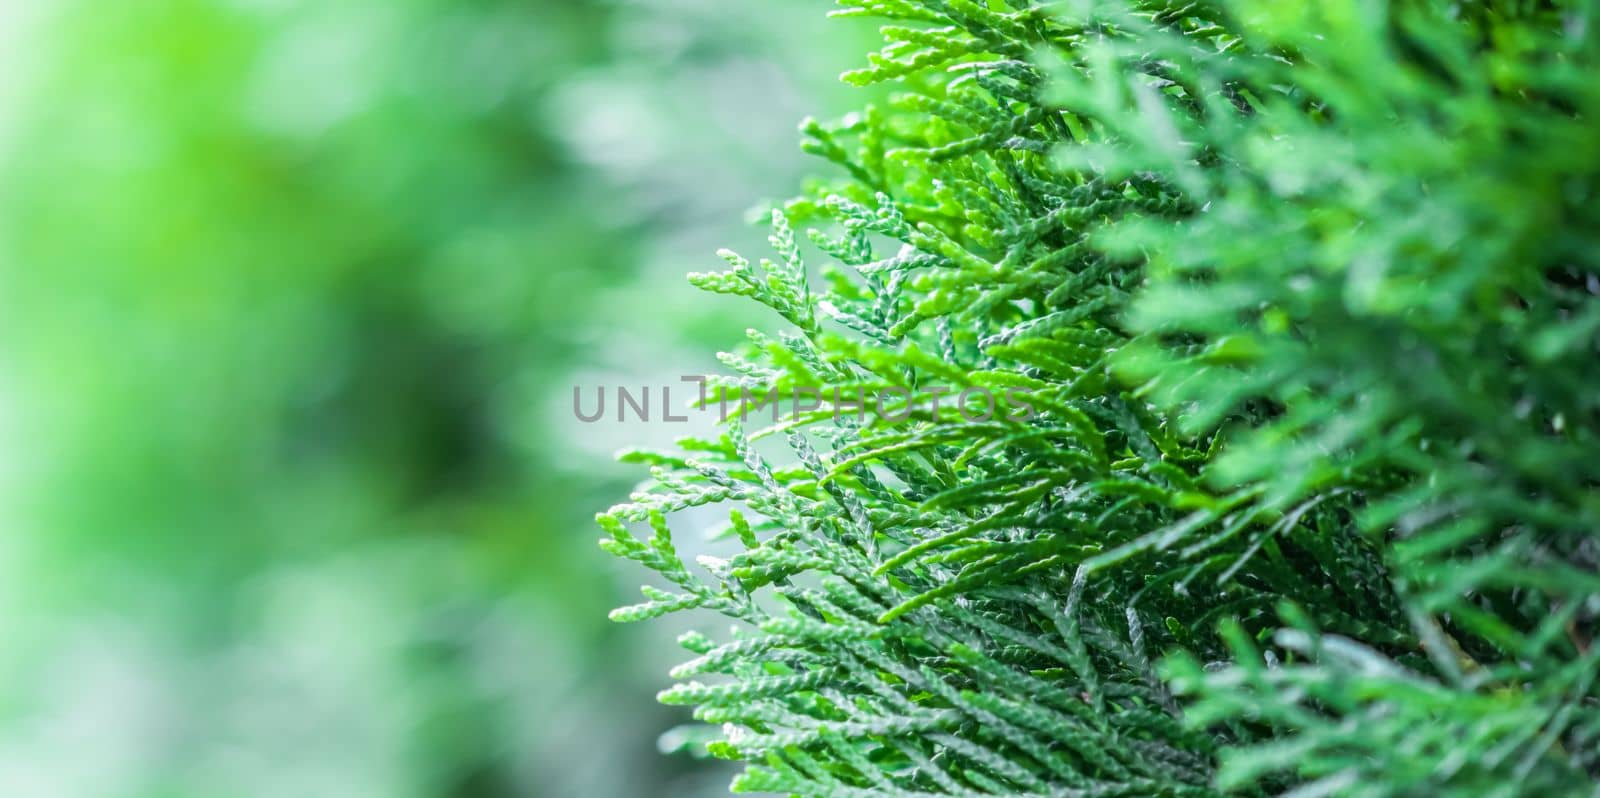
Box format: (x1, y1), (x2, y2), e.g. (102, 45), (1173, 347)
(600, 1), (1600, 795)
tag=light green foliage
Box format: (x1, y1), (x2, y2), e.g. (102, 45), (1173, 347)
(0, 3), (646, 795)
(0, 1), (863, 795)
(602, 0), (1600, 795)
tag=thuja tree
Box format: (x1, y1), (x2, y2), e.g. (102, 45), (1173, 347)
(599, 1), (1600, 795)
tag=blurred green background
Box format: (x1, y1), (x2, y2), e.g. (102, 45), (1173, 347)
(0, 1), (868, 795)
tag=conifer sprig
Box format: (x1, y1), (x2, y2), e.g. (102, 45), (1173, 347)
(601, 1), (1600, 795)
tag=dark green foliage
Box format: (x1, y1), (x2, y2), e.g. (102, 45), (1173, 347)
(602, 1), (1600, 795)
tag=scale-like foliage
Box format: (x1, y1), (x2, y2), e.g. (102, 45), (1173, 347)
(601, 1), (1600, 795)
